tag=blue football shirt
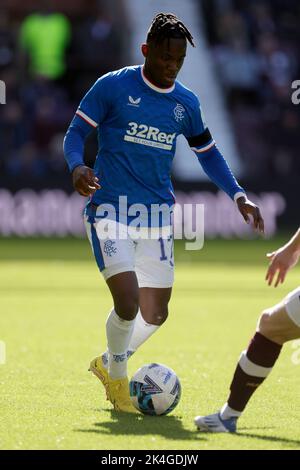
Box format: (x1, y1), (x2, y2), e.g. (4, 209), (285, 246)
(74, 65), (214, 210)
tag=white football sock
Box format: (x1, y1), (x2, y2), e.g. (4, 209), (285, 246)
(102, 310), (160, 367)
(127, 309), (160, 355)
(106, 309), (135, 379)
(220, 403), (242, 420)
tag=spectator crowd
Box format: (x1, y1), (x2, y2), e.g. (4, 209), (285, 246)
(201, 0), (300, 179)
(0, 0), (128, 186)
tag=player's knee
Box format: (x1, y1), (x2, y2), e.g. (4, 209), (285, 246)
(154, 308), (169, 325)
(258, 311), (272, 336)
(141, 306), (168, 325)
(114, 297), (139, 321)
(258, 310), (287, 344)
(151, 307), (169, 326)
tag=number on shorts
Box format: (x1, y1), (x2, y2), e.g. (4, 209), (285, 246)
(158, 237), (168, 261)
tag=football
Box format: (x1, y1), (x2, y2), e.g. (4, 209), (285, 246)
(129, 363), (181, 415)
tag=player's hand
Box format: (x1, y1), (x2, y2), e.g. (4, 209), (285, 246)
(236, 196), (264, 234)
(265, 245), (300, 287)
(72, 165), (101, 197)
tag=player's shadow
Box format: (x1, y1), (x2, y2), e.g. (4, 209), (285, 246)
(234, 428), (300, 448)
(75, 411), (300, 448)
(75, 408), (205, 441)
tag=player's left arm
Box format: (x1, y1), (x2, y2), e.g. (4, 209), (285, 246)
(184, 101), (264, 234)
(192, 140), (264, 234)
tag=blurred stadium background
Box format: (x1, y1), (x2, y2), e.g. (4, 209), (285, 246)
(0, 0), (299, 239)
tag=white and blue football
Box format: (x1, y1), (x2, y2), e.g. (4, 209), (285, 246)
(129, 363), (181, 416)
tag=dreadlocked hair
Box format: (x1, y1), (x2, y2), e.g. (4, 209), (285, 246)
(147, 12), (195, 47)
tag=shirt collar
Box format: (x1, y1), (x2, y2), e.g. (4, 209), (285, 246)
(140, 65), (175, 94)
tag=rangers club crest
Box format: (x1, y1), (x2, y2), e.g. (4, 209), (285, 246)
(104, 240), (117, 257)
(174, 103), (185, 122)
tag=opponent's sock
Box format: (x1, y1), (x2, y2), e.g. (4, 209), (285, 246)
(220, 403), (242, 420)
(106, 309), (135, 379)
(224, 332), (282, 414)
(102, 310), (160, 366)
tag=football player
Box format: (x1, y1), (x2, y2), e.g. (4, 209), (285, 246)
(195, 228), (300, 432)
(64, 13), (264, 413)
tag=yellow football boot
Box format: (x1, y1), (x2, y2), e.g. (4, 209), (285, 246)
(109, 376), (138, 413)
(89, 356), (110, 401)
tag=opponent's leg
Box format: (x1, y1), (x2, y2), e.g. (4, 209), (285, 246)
(195, 289), (300, 432)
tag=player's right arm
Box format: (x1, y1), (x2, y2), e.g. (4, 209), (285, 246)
(63, 74), (111, 196)
(266, 228), (300, 287)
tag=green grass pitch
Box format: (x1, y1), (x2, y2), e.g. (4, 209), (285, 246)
(0, 236), (299, 450)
